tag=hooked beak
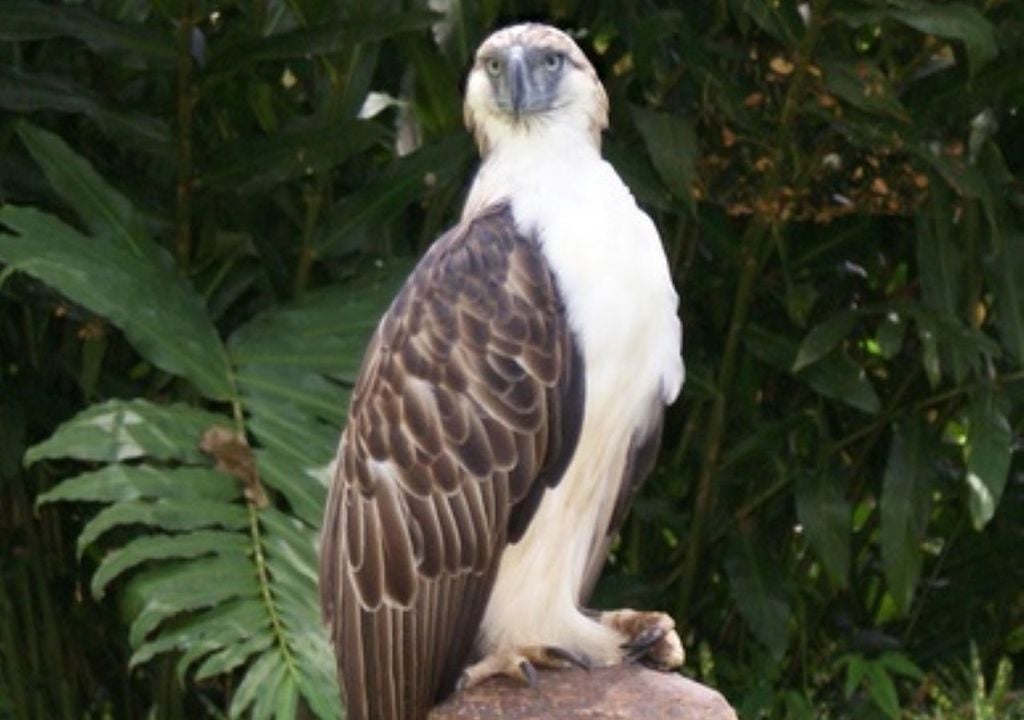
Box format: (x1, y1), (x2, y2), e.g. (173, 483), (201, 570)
(507, 49), (528, 118)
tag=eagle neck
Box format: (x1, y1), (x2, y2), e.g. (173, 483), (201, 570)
(463, 128), (602, 220)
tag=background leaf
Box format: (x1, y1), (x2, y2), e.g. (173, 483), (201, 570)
(965, 387), (1013, 530)
(795, 467), (851, 588)
(880, 419), (937, 614)
(0, 206), (233, 399)
(725, 533), (791, 661)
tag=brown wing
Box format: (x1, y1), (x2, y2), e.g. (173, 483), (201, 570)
(319, 202), (584, 720)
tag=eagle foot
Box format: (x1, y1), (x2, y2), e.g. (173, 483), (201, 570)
(600, 609), (685, 670)
(457, 645), (592, 692)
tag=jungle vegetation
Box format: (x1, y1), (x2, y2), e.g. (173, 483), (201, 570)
(1, 1), (1022, 718)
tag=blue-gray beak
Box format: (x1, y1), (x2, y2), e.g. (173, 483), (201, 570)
(508, 51), (528, 117)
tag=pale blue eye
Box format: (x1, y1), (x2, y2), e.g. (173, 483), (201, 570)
(485, 57), (502, 77)
(544, 52), (563, 72)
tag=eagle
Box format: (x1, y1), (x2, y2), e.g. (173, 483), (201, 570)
(320, 22), (685, 720)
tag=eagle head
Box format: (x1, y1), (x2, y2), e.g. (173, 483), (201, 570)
(464, 24), (609, 155)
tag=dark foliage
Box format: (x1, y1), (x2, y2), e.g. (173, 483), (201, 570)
(1, 1), (1022, 718)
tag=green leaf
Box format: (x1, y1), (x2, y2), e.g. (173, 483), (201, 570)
(881, 419), (937, 613)
(129, 598), (267, 668)
(229, 652), (284, 718)
(820, 59), (910, 122)
(230, 274), (404, 381)
(92, 531), (250, 599)
(631, 107), (697, 212)
(26, 399), (228, 465)
(795, 468), (851, 588)
(314, 135), (474, 253)
(865, 662), (901, 719)
(126, 557), (261, 647)
(916, 186), (970, 381)
(745, 324), (879, 413)
(0, 1), (175, 63)
(76, 498), (249, 557)
(0, 206), (234, 400)
(205, 10), (439, 77)
(842, 654), (869, 699)
(890, 1), (997, 77)
(37, 466), (239, 507)
(793, 310), (859, 372)
(0, 70), (171, 155)
(201, 120), (385, 194)
(16, 122), (152, 257)
(801, 352), (880, 414)
(877, 313), (906, 359)
(402, 35), (464, 133)
(192, 631), (274, 681)
(878, 651), (924, 680)
(732, 0), (804, 43)
(915, 200), (962, 326)
(835, 1), (997, 76)
(987, 233), (1024, 365)
(915, 313), (942, 387)
(724, 533), (791, 660)
(965, 387), (1012, 530)
(292, 642), (343, 720)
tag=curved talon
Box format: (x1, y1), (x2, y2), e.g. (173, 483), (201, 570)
(621, 625), (667, 655)
(519, 659), (539, 688)
(544, 645), (592, 671)
(601, 609), (685, 670)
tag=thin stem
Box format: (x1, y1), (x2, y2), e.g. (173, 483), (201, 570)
(174, 0), (196, 271)
(293, 183), (323, 297)
(678, 221), (768, 620)
(229, 396), (300, 686)
(831, 369), (1024, 456)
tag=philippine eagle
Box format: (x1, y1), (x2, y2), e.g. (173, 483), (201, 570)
(320, 23), (685, 720)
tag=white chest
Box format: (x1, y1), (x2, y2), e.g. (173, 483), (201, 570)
(471, 145), (683, 657)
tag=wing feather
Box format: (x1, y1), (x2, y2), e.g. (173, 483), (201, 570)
(320, 202), (584, 720)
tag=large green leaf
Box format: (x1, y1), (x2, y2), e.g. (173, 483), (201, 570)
(987, 233), (1024, 365)
(26, 399), (228, 465)
(201, 120), (386, 194)
(15, 122), (152, 257)
(915, 186), (970, 381)
(314, 134), (474, 253)
(795, 467), (851, 588)
(631, 106), (697, 212)
(880, 419), (936, 613)
(76, 498), (249, 557)
(725, 533), (791, 660)
(37, 466), (239, 507)
(0, 207), (233, 400)
(0, 70), (171, 155)
(128, 598), (267, 669)
(965, 387), (1012, 530)
(836, 1), (997, 75)
(126, 556), (261, 647)
(205, 10), (439, 77)
(0, 0), (175, 63)
(803, 352), (880, 414)
(92, 531), (251, 599)
(792, 310), (860, 372)
(820, 59), (910, 122)
(230, 272), (405, 381)
(744, 325), (879, 413)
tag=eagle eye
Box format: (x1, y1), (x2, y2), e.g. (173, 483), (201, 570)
(484, 57), (502, 77)
(543, 52), (564, 72)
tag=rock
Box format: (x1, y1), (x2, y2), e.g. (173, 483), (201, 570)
(428, 664), (737, 720)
